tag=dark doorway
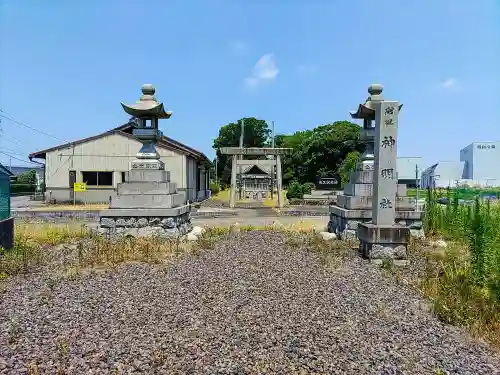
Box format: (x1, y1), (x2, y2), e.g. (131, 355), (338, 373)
(69, 170), (76, 201)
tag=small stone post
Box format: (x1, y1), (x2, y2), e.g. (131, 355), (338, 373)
(276, 154), (283, 208)
(230, 154), (238, 208)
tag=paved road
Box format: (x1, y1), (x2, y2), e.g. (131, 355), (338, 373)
(10, 196), (45, 210)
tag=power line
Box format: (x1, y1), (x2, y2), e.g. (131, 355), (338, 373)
(0, 110), (67, 142)
(2, 134), (28, 148)
(0, 151), (40, 165)
(0, 148), (27, 157)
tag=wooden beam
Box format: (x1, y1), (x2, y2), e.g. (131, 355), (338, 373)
(219, 147), (292, 156)
(235, 159), (276, 166)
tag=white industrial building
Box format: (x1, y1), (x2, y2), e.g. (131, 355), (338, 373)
(420, 161), (466, 189)
(396, 157), (425, 187)
(29, 122), (212, 204)
(460, 142), (500, 186)
(421, 141), (500, 188)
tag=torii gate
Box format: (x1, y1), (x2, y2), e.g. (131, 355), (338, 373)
(219, 147), (292, 208)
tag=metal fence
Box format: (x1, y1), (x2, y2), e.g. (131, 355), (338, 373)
(0, 176), (11, 220)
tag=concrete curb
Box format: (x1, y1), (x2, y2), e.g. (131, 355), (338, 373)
(13, 209), (240, 221)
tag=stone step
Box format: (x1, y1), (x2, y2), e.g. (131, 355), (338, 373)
(110, 193), (185, 209)
(336, 195), (415, 210)
(329, 205), (423, 220)
(127, 170), (171, 183)
(343, 183), (407, 197)
(349, 170), (375, 184)
(117, 182), (177, 195)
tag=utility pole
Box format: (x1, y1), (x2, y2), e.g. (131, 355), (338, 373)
(238, 118), (245, 200)
(270, 120), (275, 200)
(215, 154), (218, 185)
(415, 164), (420, 211)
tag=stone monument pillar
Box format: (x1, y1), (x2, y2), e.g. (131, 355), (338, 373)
(357, 85), (409, 264)
(328, 84), (423, 245)
(98, 84), (192, 238)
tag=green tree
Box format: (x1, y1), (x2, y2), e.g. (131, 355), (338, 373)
(339, 151), (361, 186)
(213, 117), (271, 186)
(17, 169), (37, 185)
(277, 121), (364, 184)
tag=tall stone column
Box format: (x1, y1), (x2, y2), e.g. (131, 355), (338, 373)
(356, 84), (410, 266)
(372, 99), (399, 225)
(276, 154), (283, 208)
(230, 155), (238, 208)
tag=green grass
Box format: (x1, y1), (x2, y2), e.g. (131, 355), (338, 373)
(407, 187), (500, 201)
(417, 188), (500, 348)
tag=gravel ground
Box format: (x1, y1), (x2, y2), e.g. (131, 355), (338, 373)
(1, 232), (500, 374)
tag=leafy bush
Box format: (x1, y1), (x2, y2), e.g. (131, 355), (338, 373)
(421, 187), (500, 345)
(209, 183), (220, 196)
(286, 181), (306, 199)
(303, 182), (316, 195)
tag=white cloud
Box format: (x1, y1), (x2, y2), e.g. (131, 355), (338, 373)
(244, 53), (279, 88)
(231, 41), (249, 56)
(440, 78), (457, 89)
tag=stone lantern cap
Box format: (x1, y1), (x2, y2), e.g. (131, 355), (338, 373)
(349, 84), (403, 120)
(121, 84), (173, 119)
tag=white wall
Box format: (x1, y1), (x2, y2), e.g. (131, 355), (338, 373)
(44, 133), (189, 202)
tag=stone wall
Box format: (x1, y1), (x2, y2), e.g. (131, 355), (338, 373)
(98, 212), (192, 238)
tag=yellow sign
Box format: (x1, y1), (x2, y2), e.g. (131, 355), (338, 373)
(73, 182), (87, 192)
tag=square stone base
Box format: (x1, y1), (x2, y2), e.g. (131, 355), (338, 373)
(97, 205), (192, 239)
(327, 206), (424, 240)
(357, 223), (409, 262)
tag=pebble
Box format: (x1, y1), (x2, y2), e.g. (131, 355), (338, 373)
(191, 226), (205, 236)
(430, 239), (448, 248)
(318, 231), (337, 241)
(0, 231), (498, 374)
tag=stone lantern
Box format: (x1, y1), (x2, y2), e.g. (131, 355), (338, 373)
(98, 84), (192, 238)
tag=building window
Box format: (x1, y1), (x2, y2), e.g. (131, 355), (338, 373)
(81, 171), (113, 186)
(121, 172), (126, 183)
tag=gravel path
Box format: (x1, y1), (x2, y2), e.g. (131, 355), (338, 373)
(1, 232), (499, 374)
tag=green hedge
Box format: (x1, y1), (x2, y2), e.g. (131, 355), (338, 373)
(10, 184), (36, 195)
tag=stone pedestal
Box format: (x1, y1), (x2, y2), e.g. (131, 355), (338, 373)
(328, 84), (424, 244)
(99, 168), (192, 238)
(357, 223), (409, 266)
(328, 170), (423, 240)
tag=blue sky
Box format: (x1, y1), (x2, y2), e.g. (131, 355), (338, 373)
(0, 0), (499, 169)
